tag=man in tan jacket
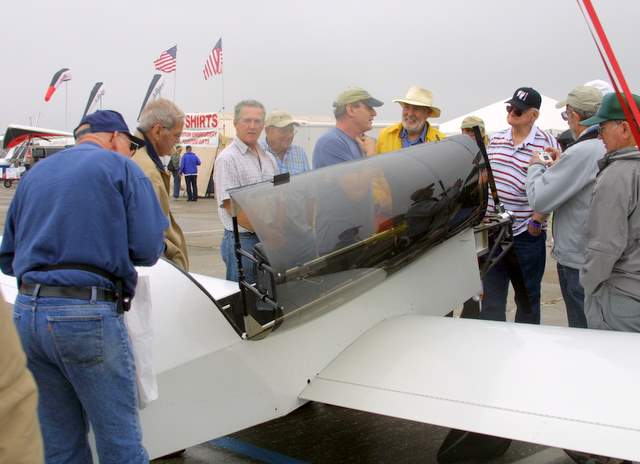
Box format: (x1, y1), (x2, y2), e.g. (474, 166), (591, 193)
(0, 294), (44, 464)
(134, 99), (189, 271)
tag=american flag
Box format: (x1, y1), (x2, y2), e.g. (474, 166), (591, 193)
(154, 45), (177, 73)
(203, 38), (223, 80)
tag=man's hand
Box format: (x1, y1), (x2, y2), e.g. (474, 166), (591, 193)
(357, 135), (377, 156)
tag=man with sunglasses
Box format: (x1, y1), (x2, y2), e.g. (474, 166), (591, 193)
(481, 87), (559, 325)
(525, 85), (605, 328)
(134, 98), (189, 271)
(0, 109), (168, 463)
(579, 92), (640, 332)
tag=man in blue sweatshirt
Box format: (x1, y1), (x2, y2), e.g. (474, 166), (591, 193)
(525, 85), (605, 328)
(0, 110), (168, 463)
(180, 144), (201, 201)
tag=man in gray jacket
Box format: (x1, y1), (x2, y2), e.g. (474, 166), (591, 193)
(526, 86), (605, 327)
(579, 92), (640, 332)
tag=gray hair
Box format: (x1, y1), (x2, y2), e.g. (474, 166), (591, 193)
(234, 100), (265, 122)
(575, 107), (597, 123)
(333, 103), (348, 119)
(138, 98), (185, 131)
(334, 101), (362, 119)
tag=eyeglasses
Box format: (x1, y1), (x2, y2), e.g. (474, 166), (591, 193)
(128, 140), (139, 156)
(598, 120), (623, 134)
(506, 105), (523, 117)
(561, 106), (574, 122)
(113, 132), (138, 156)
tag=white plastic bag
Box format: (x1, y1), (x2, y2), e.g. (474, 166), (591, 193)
(124, 275), (158, 408)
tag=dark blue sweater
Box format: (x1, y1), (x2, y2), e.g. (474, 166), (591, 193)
(0, 142), (168, 296)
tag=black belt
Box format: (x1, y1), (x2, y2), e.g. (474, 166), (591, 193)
(19, 283), (117, 302)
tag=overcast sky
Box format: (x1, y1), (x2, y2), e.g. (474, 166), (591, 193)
(2, 0), (638, 133)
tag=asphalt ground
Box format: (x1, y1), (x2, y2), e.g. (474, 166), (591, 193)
(0, 185), (576, 464)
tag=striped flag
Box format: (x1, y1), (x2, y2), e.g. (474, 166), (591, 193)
(154, 45), (177, 73)
(203, 38), (223, 80)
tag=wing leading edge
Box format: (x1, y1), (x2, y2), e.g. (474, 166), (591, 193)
(300, 315), (640, 461)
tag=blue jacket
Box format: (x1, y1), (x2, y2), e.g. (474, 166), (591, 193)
(180, 151), (201, 175)
(0, 141), (168, 296)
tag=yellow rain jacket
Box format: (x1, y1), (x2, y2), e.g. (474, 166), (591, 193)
(375, 122), (446, 154)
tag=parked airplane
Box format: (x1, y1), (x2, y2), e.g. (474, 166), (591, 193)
(1, 135), (637, 462)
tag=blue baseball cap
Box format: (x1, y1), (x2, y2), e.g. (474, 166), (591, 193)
(74, 110), (145, 148)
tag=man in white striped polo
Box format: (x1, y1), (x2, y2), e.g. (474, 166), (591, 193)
(481, 87), (559, 324)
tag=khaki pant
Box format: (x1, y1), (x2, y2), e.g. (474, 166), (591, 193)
(585, 283), (640, 332)
(0, 295), (43, 463)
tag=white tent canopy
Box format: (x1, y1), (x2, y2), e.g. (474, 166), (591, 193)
(439, 95), (567, 135)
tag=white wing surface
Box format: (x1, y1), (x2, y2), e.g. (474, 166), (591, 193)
(301, 315), (640, 461)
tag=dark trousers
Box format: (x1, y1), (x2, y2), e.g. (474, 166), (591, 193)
(171, 171), (181, 198)
(557, 263), (587, 328)
(185, 175), (198, 201)
(480, 230), (546, 324)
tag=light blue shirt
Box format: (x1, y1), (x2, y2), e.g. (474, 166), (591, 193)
(400, 124), (428, 148)
(260, 142), (310, 175)
(312, 128), (363, 169)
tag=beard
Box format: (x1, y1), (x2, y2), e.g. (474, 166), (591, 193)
(401, 119), (426, 136)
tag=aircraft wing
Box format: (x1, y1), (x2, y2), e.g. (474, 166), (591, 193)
(301, 315), (640, 461)
(3, 125), (73, 149)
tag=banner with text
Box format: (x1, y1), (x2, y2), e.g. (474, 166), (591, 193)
(180, 112), (219, 146)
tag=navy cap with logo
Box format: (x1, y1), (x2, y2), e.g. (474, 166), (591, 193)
(505, 87), (542, 111)
(74, 110), (145, 148)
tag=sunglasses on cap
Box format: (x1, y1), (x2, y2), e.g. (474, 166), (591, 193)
(111, 132), (139, 156)
(128, 140), (139, 155)
(506, 105), (523, 117)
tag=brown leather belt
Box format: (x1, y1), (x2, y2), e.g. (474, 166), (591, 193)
(19, 283), (117, 302)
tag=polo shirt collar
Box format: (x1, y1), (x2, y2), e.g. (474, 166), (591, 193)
(508, 125), (538, 148)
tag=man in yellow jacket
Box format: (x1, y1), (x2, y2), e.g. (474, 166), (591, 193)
(134, 99), (190, 271)
(376, 86), (446, 154)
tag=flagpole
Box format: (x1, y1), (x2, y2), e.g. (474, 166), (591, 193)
(65, 81), (69, 130)
(221, 70), (225, 113)
(173, 71), (177, 102)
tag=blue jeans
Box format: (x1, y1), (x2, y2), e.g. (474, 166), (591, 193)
(172, 171), (181, 198)
(481, 230), (546, 324)
(557, 263), (587, 328)
(13, 293), (148, 464)
(221, 229), (259, 283)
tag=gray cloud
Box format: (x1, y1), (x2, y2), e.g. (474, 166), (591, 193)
(1, 0), (637, 132)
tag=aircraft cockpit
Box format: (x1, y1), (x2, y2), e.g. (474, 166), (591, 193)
(220, 135), (488, 339)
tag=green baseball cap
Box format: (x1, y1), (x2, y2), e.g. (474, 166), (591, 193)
(333, 86), (383, 108)
(581, 92), (640, 126)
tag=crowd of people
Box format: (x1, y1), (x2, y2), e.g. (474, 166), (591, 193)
(1, 78), (639, 461)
